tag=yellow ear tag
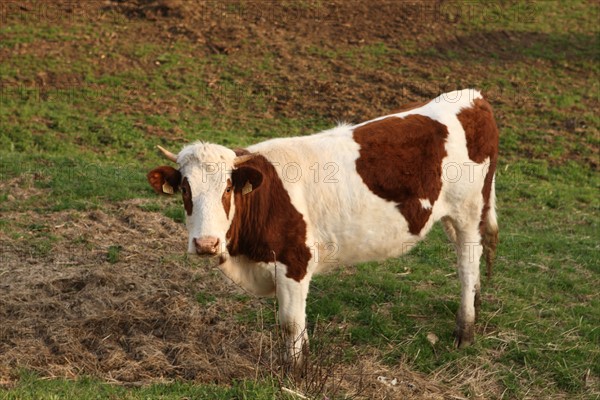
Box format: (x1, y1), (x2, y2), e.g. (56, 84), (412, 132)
(162, 182), (174, 194)
(242, 181), (253, 195)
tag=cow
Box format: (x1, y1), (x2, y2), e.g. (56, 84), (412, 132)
(147, 88), (499, 370)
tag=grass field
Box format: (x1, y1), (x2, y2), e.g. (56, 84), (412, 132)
(0, 1), (598, 399)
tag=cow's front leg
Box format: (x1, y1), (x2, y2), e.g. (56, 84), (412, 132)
(276, 268), (311, 373)
(454, 227), (483, 348)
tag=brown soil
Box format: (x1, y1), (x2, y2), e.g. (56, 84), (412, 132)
(4, 0), (593, 167)
(2, 0), (596, 168)
(101, 0), (453, 121)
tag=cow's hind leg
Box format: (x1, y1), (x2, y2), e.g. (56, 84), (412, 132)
(442, 216), (459, 251)
(275, 268), (311, 375)
(447, 214), (483, 348)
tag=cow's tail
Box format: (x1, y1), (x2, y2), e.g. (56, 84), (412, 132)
(481, 166), (498, 280)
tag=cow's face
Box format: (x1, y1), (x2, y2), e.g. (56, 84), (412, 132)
(147, 142), (262, 257)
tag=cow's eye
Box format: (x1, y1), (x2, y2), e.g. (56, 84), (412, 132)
(181, 187), (186, 194)
(226, 186), (232, 193)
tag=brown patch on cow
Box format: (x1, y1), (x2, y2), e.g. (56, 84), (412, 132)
(457, 98), (499, 164)
(353, 115), (449, 235)
(147, 166), (182, 194)
(181, 177), (193, 216)
(226, 154), (311, 282)
(474, 285), (481, 322)
(221, 178), (233, 218)
(457, 98), (499, 239)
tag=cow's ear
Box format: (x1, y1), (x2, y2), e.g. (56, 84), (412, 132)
(233, 166), (263, 195)
(147, 166), (182, 195)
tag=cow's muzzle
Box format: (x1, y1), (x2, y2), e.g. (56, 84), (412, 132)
(194, 236), (220, 256)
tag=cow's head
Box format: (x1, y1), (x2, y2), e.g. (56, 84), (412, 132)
(147, 142), (263, 257)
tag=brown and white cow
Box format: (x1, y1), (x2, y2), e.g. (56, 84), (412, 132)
(147, 89), (499, 368)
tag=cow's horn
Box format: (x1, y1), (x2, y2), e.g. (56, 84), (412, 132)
(234, 154), (254, 166)
(157, 145), (178, 163)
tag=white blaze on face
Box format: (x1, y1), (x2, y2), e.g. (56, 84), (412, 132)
(176, 143), (237, 254)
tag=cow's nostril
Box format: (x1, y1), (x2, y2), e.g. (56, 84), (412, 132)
(194, 236), (220, 255)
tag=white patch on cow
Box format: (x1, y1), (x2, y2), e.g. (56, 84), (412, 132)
(353, 89), (483, 129)
(419, 198), (433, 210)
(217, 255), (276, 297)
(177, 142), (237, 254)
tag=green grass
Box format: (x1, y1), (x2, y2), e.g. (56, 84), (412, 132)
(107, 245), (122, 264)
(0, 153), (150, 212)
(2, 371), (290, 400)
(0, 0), (598, 398)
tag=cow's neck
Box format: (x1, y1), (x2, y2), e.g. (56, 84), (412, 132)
(225, 154), (311, 282)
(216, 254), (276, 296)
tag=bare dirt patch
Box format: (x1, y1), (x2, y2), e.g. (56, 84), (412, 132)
(0, 201), (258, 384)
(0, 200), (467, 398)
(100, 0), (454, 120)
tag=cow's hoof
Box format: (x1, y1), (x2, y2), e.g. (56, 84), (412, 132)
(453, 325), (475, 348)
(282, 350), (308, 380)
(283, 359), (306, 380)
